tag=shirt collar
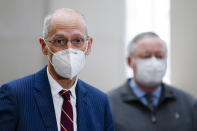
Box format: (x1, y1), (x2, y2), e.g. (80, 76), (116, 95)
(129, 79), (162, 99)
(129, 79), (146, 98)
(152, 85), (162, 99)
(47, 67), (77, 99)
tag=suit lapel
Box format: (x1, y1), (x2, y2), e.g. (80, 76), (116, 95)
(76, 79), (88, 131)
(33, 67), (58, 131)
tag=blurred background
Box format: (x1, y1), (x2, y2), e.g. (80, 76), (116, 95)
(0, 0), (197, 97)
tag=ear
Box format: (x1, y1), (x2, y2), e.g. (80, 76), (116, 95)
(85, 37), (93, 56)
(127, 56), (134, 68)
(39, 37), (48, 55)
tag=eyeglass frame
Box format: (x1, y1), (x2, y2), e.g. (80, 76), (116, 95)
(44, 36), (89, 49)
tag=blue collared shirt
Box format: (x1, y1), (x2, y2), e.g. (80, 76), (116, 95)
(129, 79), (162, 107)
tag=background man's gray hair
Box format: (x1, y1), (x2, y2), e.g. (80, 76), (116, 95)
(42, 9), (89, 39)
(127, 32), (167, 57)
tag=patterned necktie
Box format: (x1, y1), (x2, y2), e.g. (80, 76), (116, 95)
(145, 93), (154, 111)
(59, 90), (74, 131)
(145, 93), (157, 123)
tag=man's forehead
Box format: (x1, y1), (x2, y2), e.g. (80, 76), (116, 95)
(51, 11), (82, 25)
(136, 37), (164, 48)
(48, 11), (85, 35)
(134, 37), (165, 53)
(51, 17), (83, 29)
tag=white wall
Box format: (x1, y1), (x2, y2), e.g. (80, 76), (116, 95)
(0, 0), (48, 85)
(171, 0), (197, 97)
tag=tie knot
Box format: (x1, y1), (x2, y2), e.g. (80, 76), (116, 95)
(59, 90), (71, 100)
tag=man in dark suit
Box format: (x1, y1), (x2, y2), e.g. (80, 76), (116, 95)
(108, 32), (197, 131)
(0, 8), (114, 131)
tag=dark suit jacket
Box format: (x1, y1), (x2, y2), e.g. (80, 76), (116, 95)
(0, 66), (114, 131)
(108, 79), (197, 131)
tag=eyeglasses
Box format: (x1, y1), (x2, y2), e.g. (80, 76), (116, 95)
(44, 36), (89, 48)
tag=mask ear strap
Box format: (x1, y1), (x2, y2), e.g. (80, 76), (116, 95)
(44, 39), (55, 55)
(47, 55), (55, 67)
(84, 40), (89, 53)
(44, 39), (56, 66)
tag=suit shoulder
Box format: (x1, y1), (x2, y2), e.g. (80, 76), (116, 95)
(0, 73), (35, 92)
(165, 84), (197, 104)
(108, 80), (130, 99)
(0, 66), (47, 91)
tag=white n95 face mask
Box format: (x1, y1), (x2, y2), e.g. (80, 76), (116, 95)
(135, 57), (167, 87)
(49, 48), (86, 79)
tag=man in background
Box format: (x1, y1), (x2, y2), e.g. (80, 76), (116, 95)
(108, 32), (197, 131)
(0, 8), (114, 131)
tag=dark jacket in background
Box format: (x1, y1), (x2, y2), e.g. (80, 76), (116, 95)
(108, 79), (197, 131)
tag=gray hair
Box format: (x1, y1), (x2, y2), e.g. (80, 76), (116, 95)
(42, 9), (89, 39)
(127, 32), (167, 57)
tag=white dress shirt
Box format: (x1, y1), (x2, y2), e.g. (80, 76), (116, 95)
(47, 68), (77, 131)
